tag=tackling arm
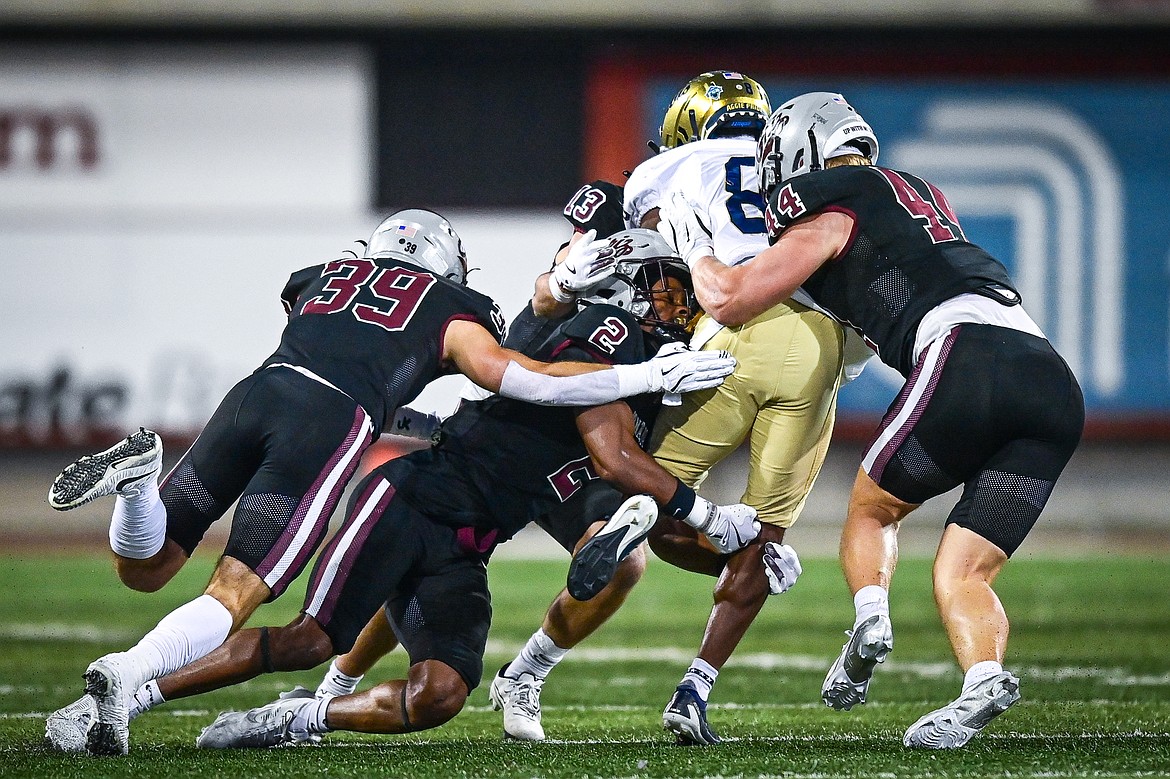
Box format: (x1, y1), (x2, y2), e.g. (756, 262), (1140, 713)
(443, 320), (735, 407)
(531, 238), (577, 319)
(574, 402), (679, 501)
(689, 212), (852, 326)
(575, 401), (760, 555)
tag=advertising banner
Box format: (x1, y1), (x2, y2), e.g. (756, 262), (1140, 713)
(601, 73), (1170, 434)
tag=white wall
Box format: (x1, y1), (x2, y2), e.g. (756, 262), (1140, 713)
(0, 45), (567, 442)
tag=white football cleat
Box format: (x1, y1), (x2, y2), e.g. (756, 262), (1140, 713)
(488, 664), (545, 741)
(197, 696), (318, 749)
(276, 686), (323, 745)
(83, 652), (149, 756)
(566, 494), (657, 601)
(45, 695), (96, 753)
(48, 428), (162, 510)
(821, 614), (894, 711)
(903, 671), (1021, 749)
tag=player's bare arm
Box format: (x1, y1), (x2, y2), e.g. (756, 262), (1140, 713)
(443, 318), (608, 388)
(531, 235), (579, 319)
(574, 401), (679, 501)
(691, 211), (853, 327)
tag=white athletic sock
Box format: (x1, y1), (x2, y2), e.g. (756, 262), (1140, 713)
(316, 659), (364, 698)
(109, 480), (167, 559)
(963, 660), (1004, 692)
(129, 680), (165, 720)
(124, 594), (233, 682)
(291, 697), (332, 735)
(681, 658), (719, 702)
(853, 585), (890, 627)
(508, 628), (569, 680)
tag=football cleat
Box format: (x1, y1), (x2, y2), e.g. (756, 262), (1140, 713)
(83, 652), (148, 756)
(567, 495), (657, 602)
(662, 683), (720, 746)
(48, 428), (162, 511)
(197, 696), (318, 749)
(821, 614), (894, 711)
(45, 695), (96, 753)
(276, 686), (324, 745)
(903, 671), (1021, 749)
(488, 664), (545, 741)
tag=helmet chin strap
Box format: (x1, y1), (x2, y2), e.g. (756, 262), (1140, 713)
(806, 126), (822, 173)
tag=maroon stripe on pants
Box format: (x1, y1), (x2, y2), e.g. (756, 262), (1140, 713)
(304, 475), (397, 625)
(864, 327), (958, 482)
(255, 406), (372, 594)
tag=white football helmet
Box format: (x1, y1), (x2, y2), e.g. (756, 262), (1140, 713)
(580, 228), (695, 338)
(365, 208), (469, 285)
(756, 92), (879, 196)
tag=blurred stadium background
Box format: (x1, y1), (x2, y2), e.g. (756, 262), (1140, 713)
(2, 1), (1169, 560)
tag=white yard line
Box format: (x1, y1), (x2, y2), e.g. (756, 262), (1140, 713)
(4, 624), (1169, 688)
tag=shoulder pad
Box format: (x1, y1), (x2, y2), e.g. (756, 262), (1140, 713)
(437, 279), (507, 344)
(483, 300), (507, 343)
(563, 180), (626, 238)
(559, 304), (650, 365)
(764, 168), (860, 242)
(281, 264), (325, 315)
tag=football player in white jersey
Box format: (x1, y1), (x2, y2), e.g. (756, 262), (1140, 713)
(627, 71), (856, 745)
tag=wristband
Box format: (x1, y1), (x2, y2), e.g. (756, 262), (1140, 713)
(547, 273), (574, 303)
(663, 479), (697, 518)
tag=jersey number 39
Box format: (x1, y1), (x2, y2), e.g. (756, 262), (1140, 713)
(302, 259), (436, 332)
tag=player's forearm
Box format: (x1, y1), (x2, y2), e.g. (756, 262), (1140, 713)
(692, 256), (788, 327)
(591, 447), (679, 501)
(532, 271), (576, 319)
(498, 359), (657, 407)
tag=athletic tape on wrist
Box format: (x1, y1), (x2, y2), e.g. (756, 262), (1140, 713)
(548, 274), (574, 303)
(663, 479), (697, 519)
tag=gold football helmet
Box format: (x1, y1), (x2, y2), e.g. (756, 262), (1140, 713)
(658, 71), (771, 151)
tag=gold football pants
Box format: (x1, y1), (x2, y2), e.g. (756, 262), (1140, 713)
(650, 299), (844, 527)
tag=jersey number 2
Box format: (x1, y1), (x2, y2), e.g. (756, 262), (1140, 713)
(302, 258), (435, 332)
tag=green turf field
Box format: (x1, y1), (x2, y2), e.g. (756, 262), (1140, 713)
(1, 551), (1167, 778)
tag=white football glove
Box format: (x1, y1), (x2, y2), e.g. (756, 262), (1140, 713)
(548, 228), (618, 302)
(657, 192), (714, 269)
(681, 496), (760, 554)
(762, 541), (802, 595)
(645, 341), (735, 394)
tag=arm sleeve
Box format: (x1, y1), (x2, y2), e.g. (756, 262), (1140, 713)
(498, 361), (653, 407)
